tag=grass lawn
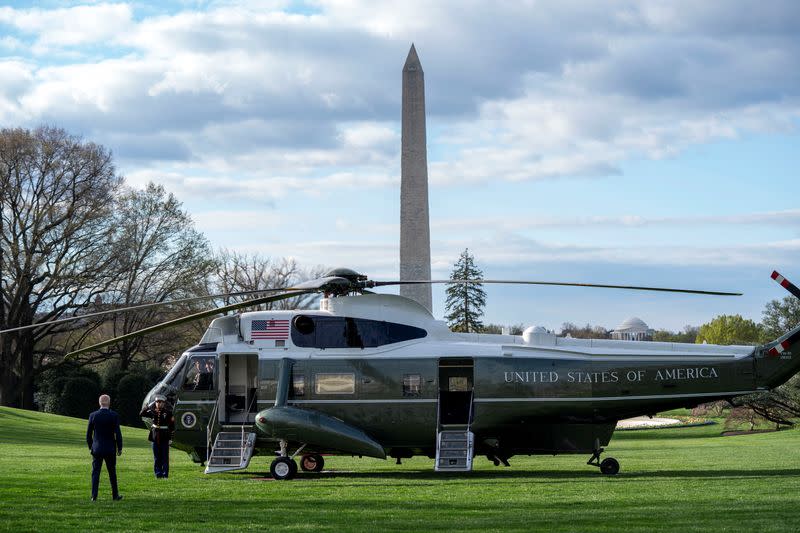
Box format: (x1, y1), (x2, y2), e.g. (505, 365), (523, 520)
(1, 406), (799, 532)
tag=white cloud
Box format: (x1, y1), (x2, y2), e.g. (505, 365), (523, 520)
(0, 3), (134, 52)
(432, 209), (800, 232)
(3, 1), (799, 198)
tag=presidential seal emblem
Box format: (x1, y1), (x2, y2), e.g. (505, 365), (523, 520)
(181, 412), (197, 429)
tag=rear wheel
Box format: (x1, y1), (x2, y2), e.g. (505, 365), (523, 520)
(270, 457), (298, 480)
(300, 454), (325, 472)
(600, 457), (620, 475)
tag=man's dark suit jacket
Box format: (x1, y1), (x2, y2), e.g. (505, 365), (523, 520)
(86, 408), (123, 456)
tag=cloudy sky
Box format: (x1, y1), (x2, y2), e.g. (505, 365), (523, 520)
(2, 0), (799, 333)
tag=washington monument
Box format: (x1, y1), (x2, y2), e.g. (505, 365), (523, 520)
(400, 44), (432, 312)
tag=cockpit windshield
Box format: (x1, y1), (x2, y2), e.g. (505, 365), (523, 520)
(164, 354), (188, 388)
(142, 354), (188, 409)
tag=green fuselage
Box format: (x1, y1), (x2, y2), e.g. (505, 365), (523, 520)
(142, 295), (799, 465)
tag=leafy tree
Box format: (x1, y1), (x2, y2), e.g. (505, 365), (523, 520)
(760, 295), (800, 343)
(0, 126), (122, 408)
(36, 363), (102, 414)
(652, 326), (699, 343)
(695, 314), (762, 345)
(116, 372), (158, 427)
(52, 377), (101, 419)
(444, 249), (486, 333)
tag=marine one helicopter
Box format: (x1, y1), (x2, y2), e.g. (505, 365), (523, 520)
(9, 269), (800, 480)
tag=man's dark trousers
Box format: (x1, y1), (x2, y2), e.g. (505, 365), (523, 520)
(91, 453), (119, 499)
(153, 441), (169, 478)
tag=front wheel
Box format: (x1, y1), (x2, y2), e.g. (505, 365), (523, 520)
(300, 454), (325, 472)
(270, 457), (298, 480)
(600, 457), (620, 475)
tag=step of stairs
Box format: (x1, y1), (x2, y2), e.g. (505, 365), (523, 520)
(435, 429), (474, 472)
(205, 431), (256, 474)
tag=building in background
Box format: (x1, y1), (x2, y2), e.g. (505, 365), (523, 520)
(611, 317), (654, 341)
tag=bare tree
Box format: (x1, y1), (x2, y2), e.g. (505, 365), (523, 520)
(214, 250), (324, 311)
(0, 127), (122, 407)
(84, 183), (218, 370)
(560, 323), (609, 339)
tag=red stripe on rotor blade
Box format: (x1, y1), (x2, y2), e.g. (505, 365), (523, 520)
(771, 271), (800, 299)
(769, 339), (792, 356)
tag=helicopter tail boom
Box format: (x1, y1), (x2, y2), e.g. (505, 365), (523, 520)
(755, 271), (800, 388)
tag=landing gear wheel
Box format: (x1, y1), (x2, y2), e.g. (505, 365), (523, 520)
(270, 457), (298, 480)
(600, 457), (620, 475)
(300, 454), (325, 472)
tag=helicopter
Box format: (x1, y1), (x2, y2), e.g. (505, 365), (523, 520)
(6, 268), (799, 480)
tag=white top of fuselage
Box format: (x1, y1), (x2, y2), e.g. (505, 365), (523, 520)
(198, 293), (755, 361)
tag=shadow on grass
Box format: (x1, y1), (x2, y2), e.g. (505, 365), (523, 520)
(227, 467), (800, 483)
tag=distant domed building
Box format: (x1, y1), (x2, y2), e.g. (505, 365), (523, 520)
(611, 317), (654, 341)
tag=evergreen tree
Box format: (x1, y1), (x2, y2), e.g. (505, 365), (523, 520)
(444, 249), (486, 333)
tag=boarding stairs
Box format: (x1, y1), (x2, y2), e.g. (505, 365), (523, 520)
(205, 390), (258, 474)
(435, 427), (475, 472)
(205, 429), (257, 474)
(434, 390), (475, 472)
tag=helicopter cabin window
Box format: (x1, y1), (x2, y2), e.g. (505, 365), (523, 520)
(182, 356), (216, 391)
(292, 374), (305, 397)
(402, 374), (422, 397)
(291, 315), (426, 349)
(314, 373), (355, 394)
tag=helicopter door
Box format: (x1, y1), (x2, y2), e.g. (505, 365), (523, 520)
(222, 354), (259, 424)
(438, 359), (474, 425)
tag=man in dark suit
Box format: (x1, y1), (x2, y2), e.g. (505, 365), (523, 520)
(86, 394), (123, 501)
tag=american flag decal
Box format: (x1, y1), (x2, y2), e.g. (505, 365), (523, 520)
(251, 319), (290, 340)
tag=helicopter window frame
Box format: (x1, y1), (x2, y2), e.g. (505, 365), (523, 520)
(181, 355), (217, 392)
(314, 373), (355, 395)
(292, 374), (305, 397)
(402, 374), (422, 397)
(291, 315), (427, 349)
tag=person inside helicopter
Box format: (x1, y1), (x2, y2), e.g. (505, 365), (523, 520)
(183, 357), (214, 391)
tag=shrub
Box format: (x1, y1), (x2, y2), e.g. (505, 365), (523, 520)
(52, 377), (101, 419)
(116, 374), (152, 427)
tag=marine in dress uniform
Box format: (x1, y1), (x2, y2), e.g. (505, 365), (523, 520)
(139, 395), (175, 478)
(86, 394), (123, 501)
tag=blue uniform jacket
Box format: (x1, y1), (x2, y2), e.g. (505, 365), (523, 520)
(86, 408), (123, 456)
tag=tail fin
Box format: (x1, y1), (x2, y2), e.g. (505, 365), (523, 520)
(755, 271), (800, 388)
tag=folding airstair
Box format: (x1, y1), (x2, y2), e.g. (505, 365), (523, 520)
(435, 428), (475, 472)
(205, 429), (257, 474)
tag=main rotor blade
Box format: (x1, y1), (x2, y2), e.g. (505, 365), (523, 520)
(65, 289), (316, 359)
(0, 287), (309, 335)
(771, 271), (800, 300)
(368, 279), (742, 296)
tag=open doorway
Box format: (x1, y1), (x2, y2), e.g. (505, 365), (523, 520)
(221, 354), (259, 424)
(438, 358), (474, 425)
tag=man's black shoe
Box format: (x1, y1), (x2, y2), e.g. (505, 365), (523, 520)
(91, 497), (97, 502)
(113, 495), (123, 501)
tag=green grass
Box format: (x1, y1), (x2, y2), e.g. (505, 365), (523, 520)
(1, 407), (799, 532)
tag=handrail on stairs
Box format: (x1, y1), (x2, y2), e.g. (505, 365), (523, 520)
(240, 385), (258, 465)
(207, 390), (222, 464)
